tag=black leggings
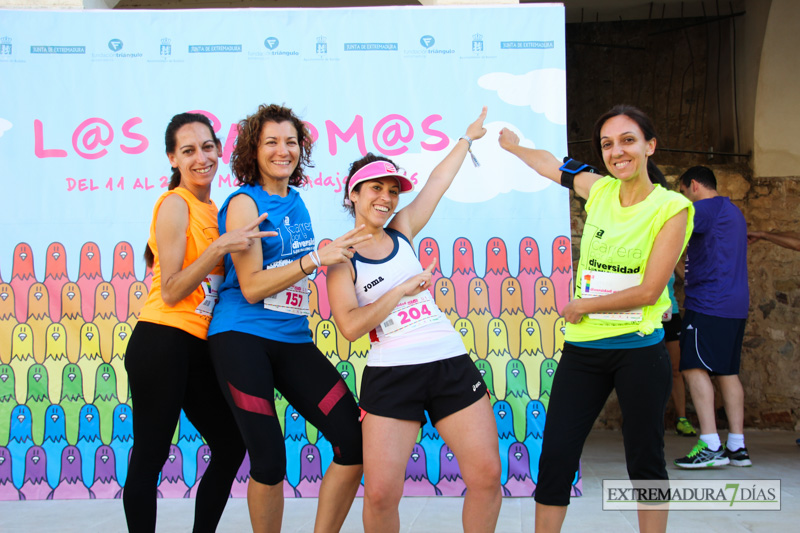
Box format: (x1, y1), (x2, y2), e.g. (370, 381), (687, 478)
(123, 321), (246, 533)
(535, 341), (671, 506)
(208, 331), (363, 486)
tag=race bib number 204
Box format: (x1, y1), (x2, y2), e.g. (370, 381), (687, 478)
(380, 292), (444, 336)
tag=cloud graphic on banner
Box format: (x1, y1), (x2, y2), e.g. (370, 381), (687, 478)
(478, 69), (566, 125)
(396, 121), (553, 204)
(0, 118), (11, 137)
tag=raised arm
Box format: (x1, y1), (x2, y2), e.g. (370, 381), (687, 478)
(748, 230), (800, 252)
(155, 195), (274, 307)
(227, 194), (372, 304)
(390, 107), (487, 239)
(497, 128), (601, 201)
(561, 208), (689, 324)
(327, 258), (437, 342)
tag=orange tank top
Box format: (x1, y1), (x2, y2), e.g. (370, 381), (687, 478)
(137, 187), (224, 339)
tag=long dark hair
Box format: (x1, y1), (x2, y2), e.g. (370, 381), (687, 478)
(144, 112), (220, 268)
(648, 161), (668, 187)
(592, 104), (659, 181)
(165, 112), (220, 190)
(230, 104), (313, 188)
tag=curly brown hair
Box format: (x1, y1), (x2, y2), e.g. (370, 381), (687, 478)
(230, 104), (313, 187)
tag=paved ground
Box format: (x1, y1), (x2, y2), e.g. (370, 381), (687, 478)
(1, 429), (796, 532)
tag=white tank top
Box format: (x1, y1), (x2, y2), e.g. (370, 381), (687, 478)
(352, 228), (466, 367)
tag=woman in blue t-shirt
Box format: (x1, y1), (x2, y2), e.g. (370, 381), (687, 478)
(208, 104), (368, 533)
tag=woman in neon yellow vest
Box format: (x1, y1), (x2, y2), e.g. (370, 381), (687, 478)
(499, 105), (693, 533)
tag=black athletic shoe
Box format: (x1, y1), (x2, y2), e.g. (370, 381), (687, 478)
(723, 445), (752, 467)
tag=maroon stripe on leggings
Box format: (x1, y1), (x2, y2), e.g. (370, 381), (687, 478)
(228, 382), (275, 417)
(318, 380), (347, 416)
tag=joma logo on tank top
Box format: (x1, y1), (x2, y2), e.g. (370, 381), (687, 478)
(363, 276), (384, 292)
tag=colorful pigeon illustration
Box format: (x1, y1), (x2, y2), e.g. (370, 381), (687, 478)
(43, 242), (69, 321)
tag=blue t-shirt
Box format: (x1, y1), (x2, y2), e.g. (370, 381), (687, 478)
(209, 184), (317, 343)
(683, 196), (749, 319)
(569, 329), (664, 349)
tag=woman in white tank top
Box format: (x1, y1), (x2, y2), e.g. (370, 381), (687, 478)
(327, 108), (502, 533)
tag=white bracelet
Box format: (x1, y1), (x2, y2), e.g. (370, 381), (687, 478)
(309, 251), (321, 269)
(459, 135), (480, 167)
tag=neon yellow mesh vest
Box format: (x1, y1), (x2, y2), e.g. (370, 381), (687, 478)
(566, 176), (694, 343)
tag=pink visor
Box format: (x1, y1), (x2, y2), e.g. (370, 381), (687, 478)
(347, 160), (415, 194)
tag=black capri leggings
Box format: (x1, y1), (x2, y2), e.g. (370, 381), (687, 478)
(208, 331), (363, 486)
(535, 341), (671, 506)
(123, 321), (246, 533)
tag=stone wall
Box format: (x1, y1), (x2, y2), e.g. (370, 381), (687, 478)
(580, 165), (800, 430)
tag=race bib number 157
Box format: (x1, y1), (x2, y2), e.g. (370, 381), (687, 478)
(264, 277), (310, 316)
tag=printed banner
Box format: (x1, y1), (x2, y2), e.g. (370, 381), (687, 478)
(0, 5), (575, 500)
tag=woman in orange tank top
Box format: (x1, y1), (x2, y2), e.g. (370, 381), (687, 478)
(122, 112), (274, 532)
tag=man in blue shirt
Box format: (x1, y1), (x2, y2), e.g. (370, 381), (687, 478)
(674, 166), (751, 468)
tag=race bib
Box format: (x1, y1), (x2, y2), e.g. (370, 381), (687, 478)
(195, 274), (223, 317)
(662, 309), (673, 322)
(379, 291), (444, 337)
(263, 277), (310, 316)
(581, 270), (643, 321)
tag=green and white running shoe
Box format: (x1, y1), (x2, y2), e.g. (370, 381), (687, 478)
(674, 440), (730, 469)
(676, 417), (697, 437)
